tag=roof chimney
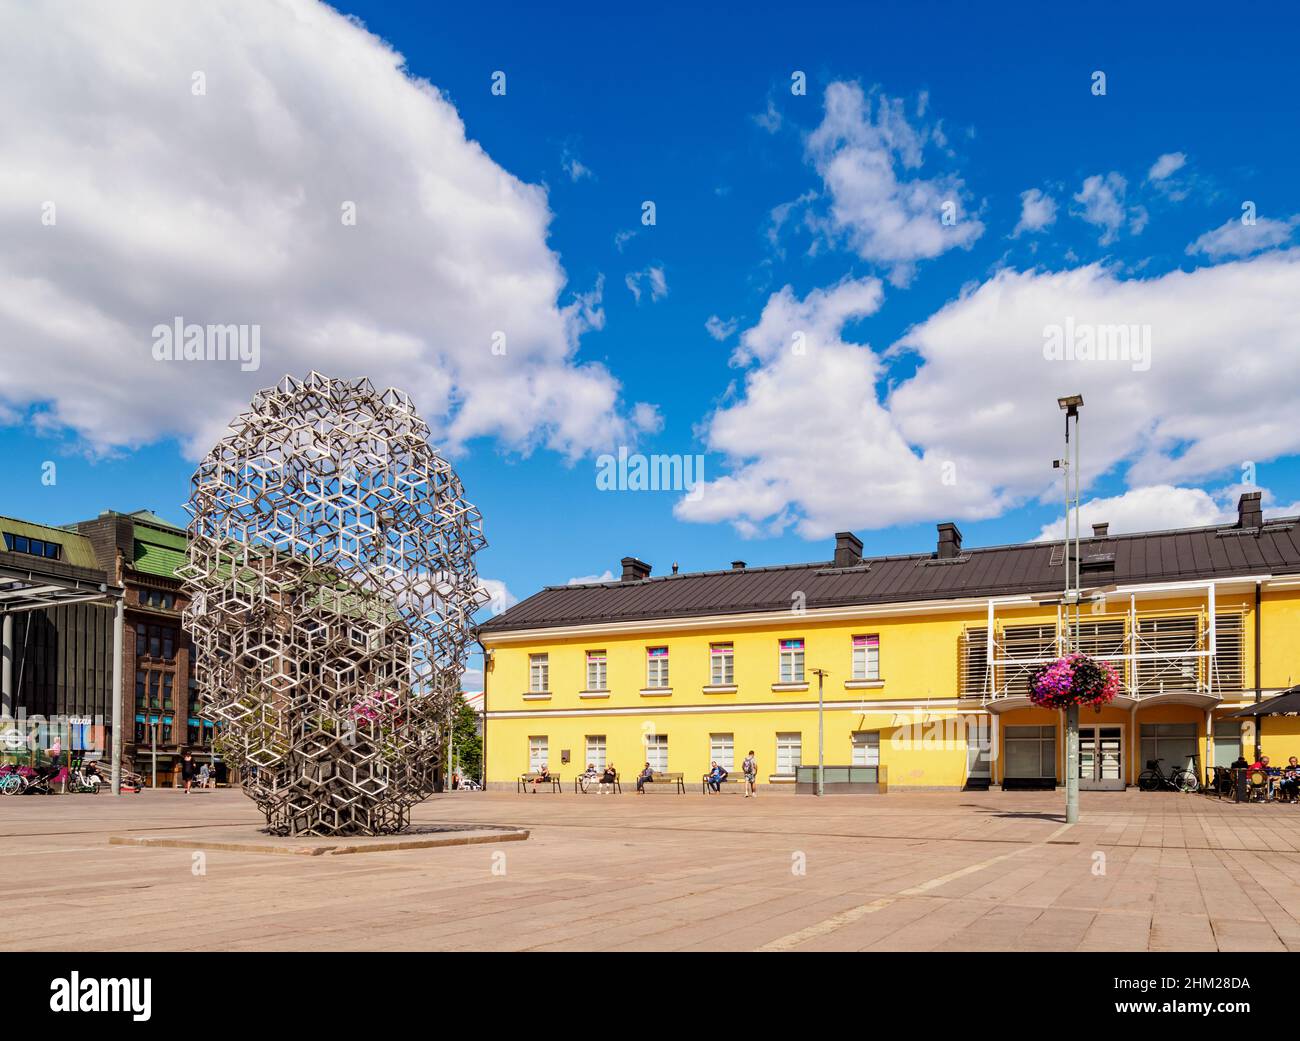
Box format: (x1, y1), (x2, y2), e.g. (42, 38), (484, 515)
(620, 556), (652, 582)
(731, 560), (746, 570)
(1237, 491), (1263, 530)
(937, 522), (963, 560)
(1092, 522), (1109, 538)
(833, 531), (863, 568)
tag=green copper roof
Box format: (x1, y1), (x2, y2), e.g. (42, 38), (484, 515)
(0, 515), (100, 570)
(132, 540), (187, 579)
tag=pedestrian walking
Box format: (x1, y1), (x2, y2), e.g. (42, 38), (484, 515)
(742, 750), (757, 798)
(180, 751), (197, 794)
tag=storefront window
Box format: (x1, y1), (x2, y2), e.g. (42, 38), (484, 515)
(1004, 725), (1056, 778)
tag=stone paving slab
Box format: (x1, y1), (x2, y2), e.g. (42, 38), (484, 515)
(6, 787), (1300, 951)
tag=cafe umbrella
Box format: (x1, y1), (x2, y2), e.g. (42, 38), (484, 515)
(1225, 687), (1300, 798)
(1227, 684), (1300, 721)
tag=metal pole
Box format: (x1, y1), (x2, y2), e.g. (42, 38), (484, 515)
(812, 668), (827, 796)
(1066, 703), (1079, 823)
(110, 596), (123, 797)
(1, 612), (12, 718)
(151, 719), (157, 789)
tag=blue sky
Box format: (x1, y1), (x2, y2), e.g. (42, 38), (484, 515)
(3, 0), (1300, 680)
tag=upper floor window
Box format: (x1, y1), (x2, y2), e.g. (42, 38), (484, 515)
(586, 650), (607, 691)
(529, 654), (549, 692)
(710, 642), (734, 685)
(2, 533), (60, 559)
(646, 646), (669, 688)
(779, 639), (804, 683)
(141, 589), (176, 611)
(852, 635), (880, 681)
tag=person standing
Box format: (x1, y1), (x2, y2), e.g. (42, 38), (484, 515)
(198, 762), (211, 790)
(180, 751), (197, 794)
(742, 750), (757, 798)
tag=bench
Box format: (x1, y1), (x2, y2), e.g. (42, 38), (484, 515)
(574, 772), (622, 794)
(701, 771), (745, 794)
(517, 772), (562, 793)
(637, 771), (685, 794)
(1001, 776), (1057, 791)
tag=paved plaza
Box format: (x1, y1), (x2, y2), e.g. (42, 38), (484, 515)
(5, 787), (1300, 951)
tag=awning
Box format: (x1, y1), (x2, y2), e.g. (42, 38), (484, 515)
(0, 561), (123, 614)
(1228, 685), (1300, 717)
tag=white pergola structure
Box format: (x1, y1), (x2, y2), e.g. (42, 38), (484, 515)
(969, 576), (1266, 783)
(0, 560), (126, 790)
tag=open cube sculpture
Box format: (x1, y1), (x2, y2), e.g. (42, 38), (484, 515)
(180, 372), (488, 835)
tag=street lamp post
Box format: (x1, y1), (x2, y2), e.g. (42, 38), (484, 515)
(811, 668), (828, 796)
(1057, 394), (1084, 825)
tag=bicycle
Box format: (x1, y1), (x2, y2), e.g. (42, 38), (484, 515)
(1138, 756), (1200, 793)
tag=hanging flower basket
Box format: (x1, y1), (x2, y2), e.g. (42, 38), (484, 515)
(1028, 653), (1120, 709)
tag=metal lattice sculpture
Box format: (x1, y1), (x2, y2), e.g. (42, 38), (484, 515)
(179, 372), (489, 835)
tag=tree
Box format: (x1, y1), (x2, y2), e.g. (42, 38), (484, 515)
(448, 698), (482, 783)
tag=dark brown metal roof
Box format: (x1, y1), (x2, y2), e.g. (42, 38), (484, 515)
(479, 518), (1300, 635)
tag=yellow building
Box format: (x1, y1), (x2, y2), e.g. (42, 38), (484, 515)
(479, 494), (1300, 793)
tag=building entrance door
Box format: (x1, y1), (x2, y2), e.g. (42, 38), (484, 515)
(1078, 725), (1125, 791)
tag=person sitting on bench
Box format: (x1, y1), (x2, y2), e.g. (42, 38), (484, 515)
(636, 762), (653, 794)
(706, 761), (728, 792)
(531, 763), (551, 791)
(580, 762), (599, 792)
(599, 763), (617, 794)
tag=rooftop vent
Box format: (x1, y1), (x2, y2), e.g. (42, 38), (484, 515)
(937, 522), (963, 560)
(1092, 522), (1109, 538)
(833, 531), (862, 568)
(620, 557), (652, 582)
(1238, 491), (1262, 530)
(731, 560), (746, 570)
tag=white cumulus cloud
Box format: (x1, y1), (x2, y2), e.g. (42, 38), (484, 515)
(799, 81), (983, 285)
(0, 0), (636, 460)
(1013, 188), (1058, 236)
(681, 253), (1300, 538)
(1186, 216), (1298, 259)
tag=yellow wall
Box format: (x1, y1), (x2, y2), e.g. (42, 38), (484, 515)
(482, 585), (1300, 789)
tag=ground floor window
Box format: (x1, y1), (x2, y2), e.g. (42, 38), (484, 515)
(585, 734), (606, 769)
(1213, 729), (1243, 767)
(709, 733), (734, 771)
(645, 733), (668, 771)
(851, 731), (880, 767)
(775, 732), (802, 775)
(528, 736), (548, 772)
(1004, 725), (1056, 778)
(1140, 723), (1199, 774)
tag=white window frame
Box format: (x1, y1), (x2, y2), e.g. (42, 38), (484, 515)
(779, 639), (804, 683)
(529, 653), (549, 693)
(585, 734), (607, 769)
(645, 732), (668, 771)
(528, 736), (548, 773)
(710, 642), (735, 686)
(851, 731), (880, 767)
(646, 646), (669, 688)
(852, 635), (880, 681)
(586, 650), (607, 691)
(775, 732), (802, 775)
(709, 732), (735, 771)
